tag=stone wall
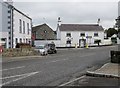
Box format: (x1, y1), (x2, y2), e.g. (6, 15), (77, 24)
(2, 48), (39, 57)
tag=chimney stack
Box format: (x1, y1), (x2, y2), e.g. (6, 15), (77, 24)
(58, 17), (61, 26)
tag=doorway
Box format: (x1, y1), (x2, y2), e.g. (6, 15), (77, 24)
(79, 39), (86, 48)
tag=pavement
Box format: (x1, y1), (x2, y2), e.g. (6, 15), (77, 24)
(86, 63), (120, 78)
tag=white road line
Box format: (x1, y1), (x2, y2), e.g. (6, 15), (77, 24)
(0, 66), (25, 72)
(59, 75), (86, 86)
(1, 71), (38, 80)
(47, 58), (69, 63)
(2, 71), (40, 86)
(3, 56), (42, 63)
(47, 53), (94, 64)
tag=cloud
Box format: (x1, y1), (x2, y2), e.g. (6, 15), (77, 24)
(13, 1), (118, 30)
(10, 0), (120, 2)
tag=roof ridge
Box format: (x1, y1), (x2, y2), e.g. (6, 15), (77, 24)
(59, 24), (104, 31)
(61, 24), (99, 26)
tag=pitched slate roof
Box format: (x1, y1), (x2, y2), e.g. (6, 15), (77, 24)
(59, 24), (104, 31)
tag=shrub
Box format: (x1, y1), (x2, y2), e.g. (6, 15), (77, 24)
(16, 43), (32, 48)
(94, 39), (101, 46)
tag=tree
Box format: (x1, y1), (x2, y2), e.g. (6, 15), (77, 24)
(106, 28), (118, 37)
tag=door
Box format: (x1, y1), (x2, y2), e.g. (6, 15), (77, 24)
(79, 39), (86, 48)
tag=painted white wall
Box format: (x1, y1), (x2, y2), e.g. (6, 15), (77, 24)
(0, 2), (10, 48)
(60, 31), (104, 47)
(0, 32), (9, 48)
(117, 38), (120, 44)
(34, 40), (61, 47)
(103, 38), (112, 45)
(13, 9), (32, 48)
(118, 1), (120, 16)
(1, 2), (8, 32)
(56, 27), (61, 40)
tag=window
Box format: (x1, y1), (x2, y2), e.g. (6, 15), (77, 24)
(94, 33), (98, 37)
(19, 19), (22, 33)
(1, 38), (6, 41)
(8, 21), (10, 24)
(8, 26), (11, 29)
(66, 40), (71, 44)
(27, 23), (29, 35)
(8, 16), (10, 18)
(80, 33), (85, 37)
(23, 21), (25, 34)
(66, 33), (71, 37)
(8, 10), (11, 13)
(15, 38), (18, 44)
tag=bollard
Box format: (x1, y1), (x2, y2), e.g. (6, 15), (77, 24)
(86, 43), (89, 49)
(75, 44), (77, 48)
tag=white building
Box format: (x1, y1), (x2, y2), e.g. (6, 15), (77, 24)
(57, 24), (104, 47)
(0, 0), (32, 48)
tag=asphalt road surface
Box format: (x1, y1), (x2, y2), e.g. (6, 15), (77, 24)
(2, 45), (118, 86)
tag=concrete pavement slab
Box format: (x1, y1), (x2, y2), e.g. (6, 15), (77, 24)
(87, 63), (120, 78)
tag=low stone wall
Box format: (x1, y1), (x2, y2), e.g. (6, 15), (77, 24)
(2, 48), (39, 57)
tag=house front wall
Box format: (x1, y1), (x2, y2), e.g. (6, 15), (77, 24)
(60, 31), (104, 47)
(32, 24), (56, 40)
(56, 27), (61, 40)
(13, 9), (32, 48)
(0, 2), (9, 48)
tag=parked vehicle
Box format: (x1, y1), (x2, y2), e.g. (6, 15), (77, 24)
(35, 45), (48, 56)
(47, 43), (57, 54)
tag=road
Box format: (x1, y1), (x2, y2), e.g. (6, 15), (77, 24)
(2, 45), (118, 86)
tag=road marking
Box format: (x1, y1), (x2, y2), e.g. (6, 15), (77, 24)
(1, 71), (39, 80)
(47, 58), (69, 63)
(1, 71), (40, 86)
(59, 75), (86, 86)
(3, 56), (42, 63)
(0, 66), (25, 72)
(47, 53), (94, 64)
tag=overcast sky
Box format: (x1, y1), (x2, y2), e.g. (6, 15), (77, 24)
(9, 0), (119, 30)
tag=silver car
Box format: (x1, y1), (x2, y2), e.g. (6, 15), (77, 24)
(35, 45), (48, 55)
